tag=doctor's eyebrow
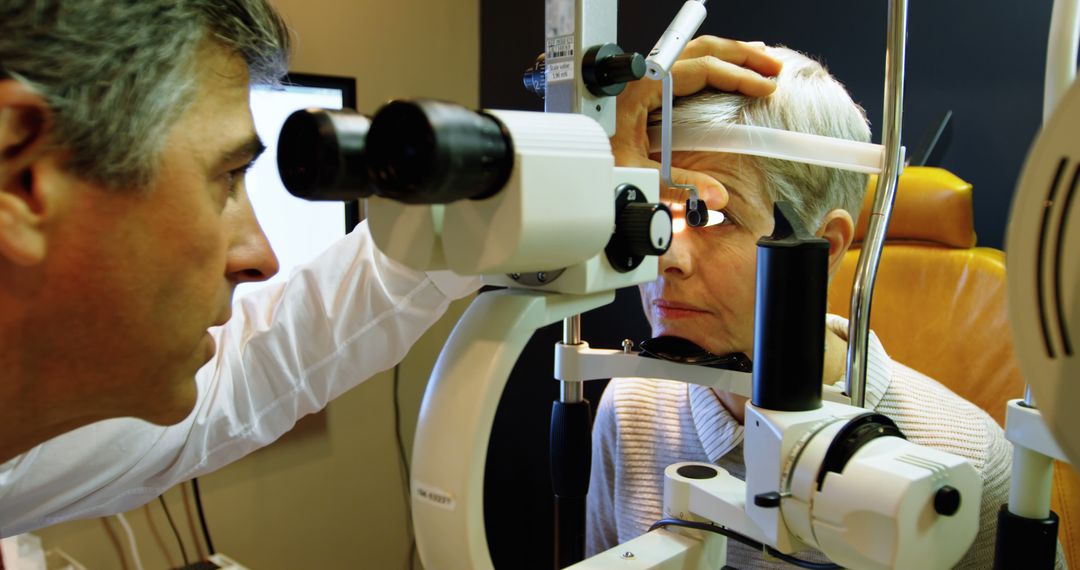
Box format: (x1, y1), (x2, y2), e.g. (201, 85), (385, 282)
(212, 134), (267, 173)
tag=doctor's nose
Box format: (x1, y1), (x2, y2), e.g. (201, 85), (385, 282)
(224, 190), (280, 284)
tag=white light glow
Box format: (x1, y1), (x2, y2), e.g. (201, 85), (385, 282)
(703, 209), (725, 227)
(672, 217), (687, 234)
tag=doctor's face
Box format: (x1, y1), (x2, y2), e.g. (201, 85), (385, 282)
(639, 152), (774, 357)
(39, 44), (279, 426)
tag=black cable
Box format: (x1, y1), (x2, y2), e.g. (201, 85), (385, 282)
(393, 364), (415, 570)
(649, 518), (842, 570)
(159, 495), (191, 567)
(191, 478), (216, 555)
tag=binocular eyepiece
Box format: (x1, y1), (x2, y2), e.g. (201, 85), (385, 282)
(277, 99), (515, 205)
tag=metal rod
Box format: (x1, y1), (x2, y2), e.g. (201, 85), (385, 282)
(845, 0), (908, 408)
(561, 315), (584, 402)
(563, 314), (582, 344)
(660, 74), (698, 200)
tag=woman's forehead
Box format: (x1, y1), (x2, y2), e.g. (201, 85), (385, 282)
(672, 151), (768, 209)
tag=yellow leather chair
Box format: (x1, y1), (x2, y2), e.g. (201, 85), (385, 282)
(826, 166), (1078, 567)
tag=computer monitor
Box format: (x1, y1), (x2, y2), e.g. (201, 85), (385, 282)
(236, 73), (358, 298)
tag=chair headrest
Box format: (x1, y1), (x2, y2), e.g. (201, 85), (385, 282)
(853, 166), (976, 248)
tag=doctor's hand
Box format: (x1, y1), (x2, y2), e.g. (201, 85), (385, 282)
(612, 36), (782, 208)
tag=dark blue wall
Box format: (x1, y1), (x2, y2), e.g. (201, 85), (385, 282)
(480, 2), (1056, 568)
(483, 0), (1056, 250)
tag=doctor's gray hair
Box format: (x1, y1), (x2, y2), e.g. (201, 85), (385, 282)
(660, 47), (871, 229)
(0, 0), (291, 189)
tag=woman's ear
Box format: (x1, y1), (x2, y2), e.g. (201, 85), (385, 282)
(0, 79), (54, 266)
(816, 208), (855, 277)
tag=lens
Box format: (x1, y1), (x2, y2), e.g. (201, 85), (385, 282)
(366, 99), (513, 204)
(277, 108), (373, 201)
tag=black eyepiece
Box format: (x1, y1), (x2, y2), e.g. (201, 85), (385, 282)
(366, 99), (513, 204)
(277, 108), (373, 201)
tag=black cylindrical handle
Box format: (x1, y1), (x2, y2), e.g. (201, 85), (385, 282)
(993, 505), (1060, 569)
(752, 202), (830, 411)
(551, 400), (592, 568)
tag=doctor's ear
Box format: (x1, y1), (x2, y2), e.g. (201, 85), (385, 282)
(0, 78), (54, 266)
(0, 79), (50, 172)
(816, 208), (855, 277)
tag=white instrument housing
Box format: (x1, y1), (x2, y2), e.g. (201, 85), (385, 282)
(1006, 76), (1080, 468)
(369, 110), (616, 276)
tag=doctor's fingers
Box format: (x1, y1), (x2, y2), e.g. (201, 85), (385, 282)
(669, 55), (779, 99)
(677, 35), (780, 75)
(613, 44), (780, 125)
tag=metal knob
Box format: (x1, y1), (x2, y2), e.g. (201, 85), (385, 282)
(582, 43), (646, 97)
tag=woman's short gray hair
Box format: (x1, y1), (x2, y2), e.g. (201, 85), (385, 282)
(660, 46), (871, 229)
(0, 0), (290, 189)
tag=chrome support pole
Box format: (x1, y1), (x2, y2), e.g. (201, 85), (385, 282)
(561, 315), (584, 402)
(845, 0), (908, 408)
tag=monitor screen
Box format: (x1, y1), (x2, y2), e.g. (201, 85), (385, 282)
(235, 73), (358, 299)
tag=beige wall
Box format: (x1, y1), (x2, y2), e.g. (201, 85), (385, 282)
(34, 0), (478, 568)
(279, 0), (479, 112)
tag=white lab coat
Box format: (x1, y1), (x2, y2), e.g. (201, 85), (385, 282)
(0, 221), (480, 537)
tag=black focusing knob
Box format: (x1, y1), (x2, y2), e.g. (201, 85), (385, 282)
(606, 184), (672, 273)
(597, 53), (646, 86)
(934, 486), (962, 516)
(583, 43), (646, 97)
(618, 202), (672, 257)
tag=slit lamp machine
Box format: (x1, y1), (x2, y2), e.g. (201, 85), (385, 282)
(274, 0), (1080, 567)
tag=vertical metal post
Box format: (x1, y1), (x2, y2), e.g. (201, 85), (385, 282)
(561, 315), (584, 401)
(553, 315), (590, 568)
(545, 2), (614, 565)
(845, 0), (908, 408)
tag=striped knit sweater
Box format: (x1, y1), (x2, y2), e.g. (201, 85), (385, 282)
(586, 315), (1065, 569)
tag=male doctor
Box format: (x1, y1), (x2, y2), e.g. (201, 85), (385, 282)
(0, 0), (780, 535)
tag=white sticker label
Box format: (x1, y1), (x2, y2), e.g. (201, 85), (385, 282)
(414, 482), (456, 511)
(545, 35), (574, 61)
(547, 60), (575, 83)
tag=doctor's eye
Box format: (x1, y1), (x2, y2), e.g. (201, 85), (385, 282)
(224, 162), (255, 198)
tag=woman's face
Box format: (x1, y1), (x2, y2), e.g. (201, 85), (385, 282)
(639, 152), (775, 357)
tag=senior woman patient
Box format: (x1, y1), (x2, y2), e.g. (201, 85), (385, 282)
(587, 46), (1037, 569)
